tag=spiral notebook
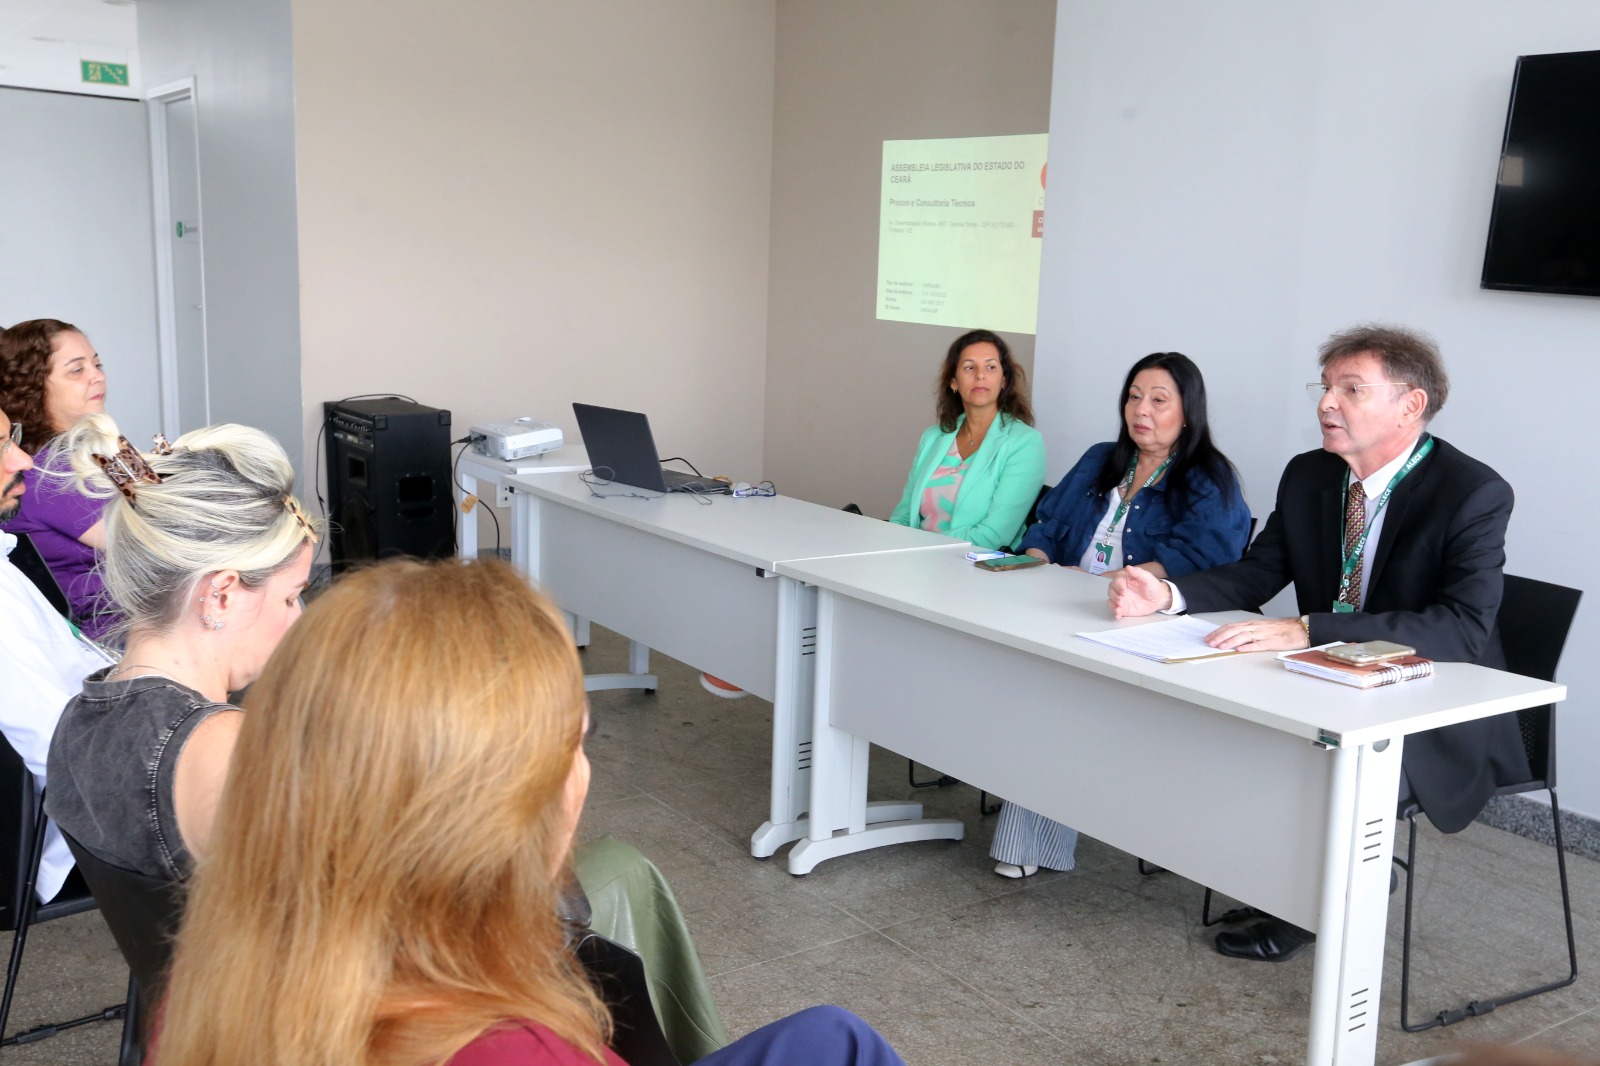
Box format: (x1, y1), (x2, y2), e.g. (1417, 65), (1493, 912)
(1278, 645), (1434, 689)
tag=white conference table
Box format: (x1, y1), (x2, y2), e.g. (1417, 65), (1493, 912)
(455, 443), (591, 560)
(454, 444), (659, 687)
(503, 470), (967, 855)
(773, 548), (1565, 1066)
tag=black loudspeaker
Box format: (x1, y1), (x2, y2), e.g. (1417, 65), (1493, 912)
(323, 398), (454, 567)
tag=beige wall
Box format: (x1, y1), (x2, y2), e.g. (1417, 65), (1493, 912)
(293, 0), (776, 547)
(764, 0), (1055, 514)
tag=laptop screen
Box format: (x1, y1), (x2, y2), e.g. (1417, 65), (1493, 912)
(571, 403), (670, 492)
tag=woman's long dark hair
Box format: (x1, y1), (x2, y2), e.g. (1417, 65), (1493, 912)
(1095, 352), (1239, 513)
(934, 329), (1035, 432)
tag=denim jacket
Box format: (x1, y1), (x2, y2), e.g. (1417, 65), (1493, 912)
(1018, 442), (1250, 576)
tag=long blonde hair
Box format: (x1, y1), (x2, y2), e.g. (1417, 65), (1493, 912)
(156, 558), (609, 1066)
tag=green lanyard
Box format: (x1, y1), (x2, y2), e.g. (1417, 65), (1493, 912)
(1108, 454), (1171, 535)
(1336, 436), (1434, 607)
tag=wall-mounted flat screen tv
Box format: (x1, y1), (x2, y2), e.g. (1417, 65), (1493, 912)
(1481, 49), (1600, 298)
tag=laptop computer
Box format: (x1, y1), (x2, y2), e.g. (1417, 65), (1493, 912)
(571, 403), (729, 494)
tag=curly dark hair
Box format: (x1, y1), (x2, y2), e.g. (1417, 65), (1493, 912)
(0, 319), (82, 454)
(933, 329), (1035, 432)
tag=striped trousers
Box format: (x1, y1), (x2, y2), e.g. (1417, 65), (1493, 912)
(989, 801), (1079, 871)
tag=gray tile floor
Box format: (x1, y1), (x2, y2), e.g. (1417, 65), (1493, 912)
(5, 626), (1597, 1064)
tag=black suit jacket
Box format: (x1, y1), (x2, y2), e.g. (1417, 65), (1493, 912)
(1176, 435), (1528, 832)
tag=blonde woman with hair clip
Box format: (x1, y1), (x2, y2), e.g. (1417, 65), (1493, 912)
(156, 557), (906, 1066)
(44, 413), (318, 881)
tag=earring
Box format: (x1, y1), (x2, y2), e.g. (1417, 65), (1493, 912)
(200, 580), (224, 630)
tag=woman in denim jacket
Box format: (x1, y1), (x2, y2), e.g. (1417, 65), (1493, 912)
(992, 352), (1250, 878)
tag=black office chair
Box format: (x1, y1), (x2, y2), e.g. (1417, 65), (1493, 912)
(1396, 574), (1581, 1032)
(559, 883), (680, 1066)
(0, 741), (130, 1054)
(573, 928), (682, 1066)
(1181, 574), (1584, 1012)
(62, 833), (186, 1063)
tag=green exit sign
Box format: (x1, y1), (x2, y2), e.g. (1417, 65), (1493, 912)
(81, 61), (129, 86)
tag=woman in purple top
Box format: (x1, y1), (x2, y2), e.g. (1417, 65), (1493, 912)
(0, 319), (114, 639)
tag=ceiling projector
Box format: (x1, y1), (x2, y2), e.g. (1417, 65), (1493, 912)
(468, 417), (564, 462)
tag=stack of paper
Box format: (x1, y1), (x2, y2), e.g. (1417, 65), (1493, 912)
(1076, 616), (1237, 663)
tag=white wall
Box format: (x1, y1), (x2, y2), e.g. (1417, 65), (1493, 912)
(136, 0), (303, 474)
(292, 0), (776, 552)
(0, 87), (160, 442)
(1036, 1), (1600, 817)
(764, 0), (1055, 515)
(0, 0), (140, 97)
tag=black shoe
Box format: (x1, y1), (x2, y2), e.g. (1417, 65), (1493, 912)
(1214, 918), (1316, 962)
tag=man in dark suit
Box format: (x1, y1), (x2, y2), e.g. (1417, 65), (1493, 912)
(1108, 324), (1526, 962)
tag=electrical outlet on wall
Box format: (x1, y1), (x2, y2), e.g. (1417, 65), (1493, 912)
(496, 484), (514, 509)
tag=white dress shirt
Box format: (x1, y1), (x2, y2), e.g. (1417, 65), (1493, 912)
(1161, 437), (1423, 617)
(0, 531), (114, 900)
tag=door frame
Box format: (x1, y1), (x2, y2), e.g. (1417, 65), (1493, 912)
(146, 76), (208, 436)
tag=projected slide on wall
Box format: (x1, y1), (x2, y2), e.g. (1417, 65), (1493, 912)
(877, 133), (1048, 335)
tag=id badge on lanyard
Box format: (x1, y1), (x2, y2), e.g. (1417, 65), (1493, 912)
(1093, 456), (1169, 577)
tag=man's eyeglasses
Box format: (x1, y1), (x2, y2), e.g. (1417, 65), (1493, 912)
(1305, 382), (1413, 403)
(0, 423), (21, 459)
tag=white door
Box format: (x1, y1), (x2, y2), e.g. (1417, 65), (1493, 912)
(149, 80), (209, 435)
(0, 87), (161, 441)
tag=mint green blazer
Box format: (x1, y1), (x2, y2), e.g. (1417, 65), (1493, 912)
(888, 414), (1047, 551)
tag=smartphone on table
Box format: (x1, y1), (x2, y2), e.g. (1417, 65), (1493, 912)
(975, 554), (1047, 573)
(1324, 640), (1416, 664)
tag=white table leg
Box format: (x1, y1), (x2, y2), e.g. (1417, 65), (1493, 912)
(584, 669), (658, 693)
(1308, 736), (1404, 1065)
(516, 491), (655, 692)
(579, 637), (657, 693)
(753, 577), (815, 856)
(511, 488), (535, 575)
(457, 469), (480, 559)
(786, 588), (963, 874)
(560, 611), (594, 648)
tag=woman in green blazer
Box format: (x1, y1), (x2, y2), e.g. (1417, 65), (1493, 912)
(889, 329), (1046, 551)
(703, 329), (1044, 701)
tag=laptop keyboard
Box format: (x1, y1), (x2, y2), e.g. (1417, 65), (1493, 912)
(662, 469), (729, 493)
